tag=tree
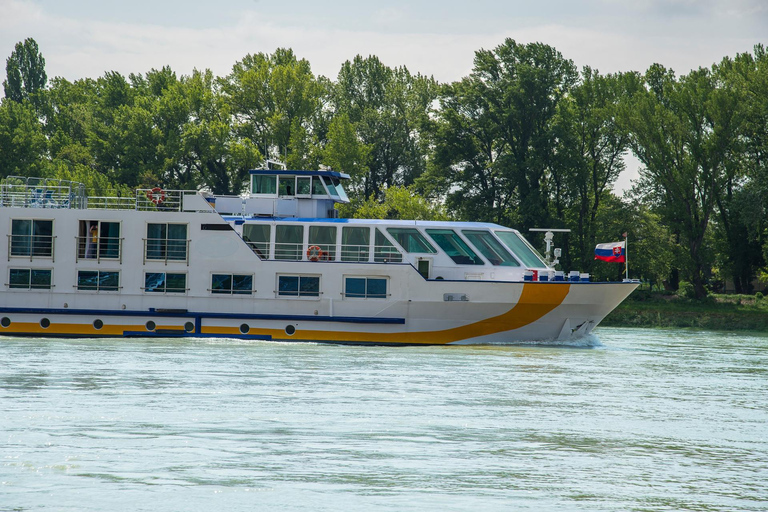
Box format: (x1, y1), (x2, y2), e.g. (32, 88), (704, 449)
(622, 64), (742, 298)
(3, 38), (47, 103)
(0, 99), (47, 177)
(431, 39), (577, 231)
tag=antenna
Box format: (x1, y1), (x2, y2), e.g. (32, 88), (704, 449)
(529, 228), (571, 266)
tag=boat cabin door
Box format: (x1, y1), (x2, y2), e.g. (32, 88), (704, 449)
(417, 258), (432, 279)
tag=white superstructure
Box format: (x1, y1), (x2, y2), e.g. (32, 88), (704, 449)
(0, 171), (637, 344)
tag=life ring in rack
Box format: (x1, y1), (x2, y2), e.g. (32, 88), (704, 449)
(307, 245), (324, 262)
(146, 187), (166, 205)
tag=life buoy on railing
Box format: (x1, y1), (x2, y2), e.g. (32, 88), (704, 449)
(146, 187), (166, 205)
(307, 245), (324, 262)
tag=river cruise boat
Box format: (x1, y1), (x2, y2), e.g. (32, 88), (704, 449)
(0, 170), (637, 345)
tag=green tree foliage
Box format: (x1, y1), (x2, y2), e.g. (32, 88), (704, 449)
(0, 99), (47, 177)
(622, 64), (742, 298)
(3, 38), (47, 103)
(432, 39), (577, 231)
(343, 185), (447, 221)
(331, 55), (438, 199)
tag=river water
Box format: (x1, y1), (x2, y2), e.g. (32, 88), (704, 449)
(1, 328), (766, 511)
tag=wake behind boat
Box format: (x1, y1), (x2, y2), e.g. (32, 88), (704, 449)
(0, 170), (637, 344)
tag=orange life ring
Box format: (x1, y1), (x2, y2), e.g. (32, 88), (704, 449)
(146, 187), (166, 205)
(307, 245), (324, 262)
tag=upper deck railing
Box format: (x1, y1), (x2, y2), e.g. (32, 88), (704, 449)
(0, 177), (87, 209)
(0, 177), (198, 212)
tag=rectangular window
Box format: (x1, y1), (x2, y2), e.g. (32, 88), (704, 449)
(426, 229), (485, 265)
(462, 230), (520, 267)
(77, 270), (119, 291)
(243, 224), (270, 260)
(341, 226), (370, 262)
(278, 177), (295, 197)
(211, 273), (253, 294)
(309, 225), (337, 261)
(344, 277), (387, 299)
(252, 175), (277, 195)
(277, 275), (320, 297)
(296, 176), (311, 196)
(386, 228), (437, 253)
(10, 219), (53, 257)
(275, 224), (303, 260)
(9, 268), (52, 289)
(311, 177), (327, 196)
(146, 223), (188, 262)
(80, 220), (121, 260)
(144, 272), (187, 293)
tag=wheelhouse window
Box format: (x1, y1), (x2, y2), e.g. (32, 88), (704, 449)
(374, 228), (403, 263)
(495, 231), (548, 268)
(341, 226), (370, 262)
(311, 177), (328, 196)
(461, 230), (520, 266)
(77, 270), (119, 291)
(211, 273), (253, 294)
(344, 277), (387, 299)
(309, 225), (337, 261)
(146, 223), (188, 262)
(10, 219), (53, 258)
(252, 175), (277, 195)
(144, 272), (187, 293)
(426, 229), (484, 265)
(296, 176), (311, 196)
(277, 275), (320, 298)
(243, 224), (270, 260)
(386, 228), (437, 254)
(9, 268), (52, 289)
(278, 177), (295, 197)
(275, 224), (303, 260)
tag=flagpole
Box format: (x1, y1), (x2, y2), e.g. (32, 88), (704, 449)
(624, 232), (629, 281)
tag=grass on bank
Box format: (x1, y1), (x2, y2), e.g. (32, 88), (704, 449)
(601, 288), (768, 331)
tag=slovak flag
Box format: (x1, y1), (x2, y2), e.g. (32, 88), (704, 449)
(594, 241), (626, 263)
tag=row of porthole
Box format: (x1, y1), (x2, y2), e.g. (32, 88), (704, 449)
(0, 316), (297, 336)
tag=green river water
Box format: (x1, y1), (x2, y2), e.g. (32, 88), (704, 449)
(1, 327), (766, 511)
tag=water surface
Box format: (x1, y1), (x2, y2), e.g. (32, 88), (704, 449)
(1, 328), (767, 511)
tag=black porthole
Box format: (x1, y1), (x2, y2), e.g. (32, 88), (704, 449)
(93, 319), (103, 330)
(40, 318), (50, 329)
(1, 317), (10, 328)
(239, 323), (250, 334)
(184, 322), (195, 333)
(285, 325), (296, 336)
(146, 321), (156, 331)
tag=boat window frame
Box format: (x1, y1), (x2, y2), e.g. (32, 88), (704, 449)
(461, 229), (521, 267)
(343, 276), (388, 299)
(210, 272), (254, 295)
(143, 271), (188, 294)
(386, 227), (437, 254)
(8, 267), (53, 290)
(76, 269), (120, 292)
(276, 274), (321, 299)
(494, 230), (549, 268)
(425, 228), (485, 266)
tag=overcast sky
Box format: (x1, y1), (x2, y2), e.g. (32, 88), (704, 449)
(1, 0), (765, 190)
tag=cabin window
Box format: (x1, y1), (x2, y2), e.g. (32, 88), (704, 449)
(243, 224), (270, 259)
(8, 268), (52, 289)
(374, 229), (402, 263)
(296, 176), (311, 196)
(278, 177), (295, 197)
(211, 273), (253, 294)
(146, 223), (188, 262)
(311, 177), (327, 196)
(275, 225), (303, 260)
(495, 231), (548, 268)
(10, 219), (53, 258)
(344, 277), (387, 299)
(78, 220), (121, 261)
(77, 270), (119, 291)
(426, 229), (484, 265)
(341, 227), (370, 262)
(144, 272), (187, 293)
(386, 228), (437, 254)
(277, 275), (320, 298)
(309, 225), (337, 260)
(322, 176), (339, 198)
(252, 175), (277, 195)
(461, 230), (520, 267)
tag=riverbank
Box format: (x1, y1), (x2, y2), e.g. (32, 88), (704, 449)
(601, 290), (768, 331)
